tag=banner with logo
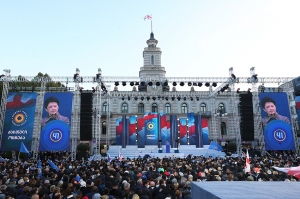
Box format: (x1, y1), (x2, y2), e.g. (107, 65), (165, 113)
(116, 118), (122, 145)
(1, 92), (37, 151)
(128, 116), (136, 145)
(144, 112), (158, 145)
(39, 92), (73, 151)
(295, 95), (300, 134)
(202, 118), (209, 145)
(187, 112), (196, 145)
(259, 93), (295, 150)
(137, 116), (145, 148)
(179, 118), (187, 145)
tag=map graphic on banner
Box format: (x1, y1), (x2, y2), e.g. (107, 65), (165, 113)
(259, 93), (295, 150)
(1, 92), (37, 151)
(39, 92), (73, 151)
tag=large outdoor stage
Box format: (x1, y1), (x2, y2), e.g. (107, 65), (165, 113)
(191, 182), (300, 199)
(107, 145), (225, 159)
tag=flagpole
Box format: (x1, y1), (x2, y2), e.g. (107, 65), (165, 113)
(151, 20), (152, 32)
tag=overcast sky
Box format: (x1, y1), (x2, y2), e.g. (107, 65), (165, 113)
(1, 1), (300, 90)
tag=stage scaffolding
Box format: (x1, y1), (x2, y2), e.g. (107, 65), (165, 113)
(0, 68), (298, 158)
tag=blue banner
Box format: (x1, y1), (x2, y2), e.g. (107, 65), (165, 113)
(195, 114), (203, 148)
(1, 92), (37, 151)
(144, 113), (158, 145)
(259, 93), (295, 150)
(39, 92), (73, 151)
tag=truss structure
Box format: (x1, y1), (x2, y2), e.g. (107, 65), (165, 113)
(0, 68), (298, 158)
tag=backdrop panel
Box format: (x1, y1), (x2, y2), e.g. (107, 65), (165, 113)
(39, 92), (73, 151)
(144, 112), (158, 145)
(1, 92), (37, 151)
(116, 118), (122, 145)
(179, 118), (187, 145)
(202, 118), (209, 145)
(259, 93), (295, 150)
(128, 116), (137, 145)
(188, 112), (196, 145)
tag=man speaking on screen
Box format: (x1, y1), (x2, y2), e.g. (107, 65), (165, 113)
(261, 96), (290, 128)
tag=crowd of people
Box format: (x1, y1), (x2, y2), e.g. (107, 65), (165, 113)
(0, 149), (299, 199)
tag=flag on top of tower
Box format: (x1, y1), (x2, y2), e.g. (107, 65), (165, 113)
(144, 15), (152, 20)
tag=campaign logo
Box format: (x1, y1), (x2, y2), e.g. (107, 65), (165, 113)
(273, 129), (286, 142)
(12, 110), (27, 126)
(147, 122), (155, 131)
(50, 130), (63, 142)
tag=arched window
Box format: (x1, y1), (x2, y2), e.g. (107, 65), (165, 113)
(102, 121), (107, 134)
(165, 103), (171, 113)
(218, 103), (226, 114)
(221, 122), (227, 135)
(138, 103), (144, 113)
(152, 103), (158, 113)
(121, 103), (128, 113)
(200, 103), (206, 112)
(102, 102), (108, 112)
(151, 55), (154, 65)
(181, 103), (188, 113)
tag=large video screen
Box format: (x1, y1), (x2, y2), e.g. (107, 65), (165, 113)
(39, 92), (73, 151)
(259, 93), (295, 150)
(1, 92), (37, 151)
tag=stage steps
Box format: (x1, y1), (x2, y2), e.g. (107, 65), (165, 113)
(107, 145), (226, 159)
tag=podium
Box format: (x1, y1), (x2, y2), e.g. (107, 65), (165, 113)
(166, 143), (170, 153)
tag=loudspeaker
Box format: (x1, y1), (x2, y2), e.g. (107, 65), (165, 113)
(292, 76), (300, 96)
(239, 93), (254, 141)
(80, 93), (93, 141)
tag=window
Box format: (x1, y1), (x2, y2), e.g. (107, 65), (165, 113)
(181, 103), (188, 113)
(121, 103), (128, 113)
(151, 55), (154, 65)
(218, 103), (226, 114)
(102, 121), (107, 134)
(102, 102), (108, 112)
(138, 103), (144, 113)
(221, 122), (227, 135)
(152, 103), (158, 113)
(165, 103), (171, 113)
(200, 103), (206, 112)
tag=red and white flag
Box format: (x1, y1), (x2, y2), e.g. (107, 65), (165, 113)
(273, 166), (300, 179)
(144, 15), (152, 20)
(118, 150), (123, 161)
(245, 149), (251, 173)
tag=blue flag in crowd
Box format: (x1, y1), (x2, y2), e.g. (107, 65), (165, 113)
(48, 159), (59, 171)
(208, 141), (223, 151)
(107, 153), (111, 163)
(20, 142), (30, 154)
(37, 159), (42, 179)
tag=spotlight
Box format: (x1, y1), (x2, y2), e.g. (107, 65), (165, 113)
(164, 82), (168, 86)
(165, 97), (168, 101)
(172, 82), (177, 86)
(128, 97), (130, 100)
(217, 91), (220, 94)
(158, 96), (161, 100)
(198, 82), (203, 87)
(180, 82), (184, 86)
(130, 82), (134, 86)
(188, 82), (192, 86)
(183, 97), (186, 101)
(135, 82), (139, 86)
(196, 97), (199, 101)
(193, 82), (197, 86)
(156, 82), (160, 86)
(152, 97), (156, 101)
(237, 88), (241, 93)
(122, 97), (124, 100)
(190, 97), (193, 101)
(205, 82), (210, 87)
(172, 97), (175, 101)
(92, 87), (96, 93)
(122, 82), (126, 86)
(148, 82), (153, 86)
(134, 97), (138, 100)
(212, 82), (217, 87)
(147, 96), (150, 101)
(177, 97), (181, 101)
(141, 81), (145, 86)
(141, 97), (144, 101)
(115, 82), (119, 86)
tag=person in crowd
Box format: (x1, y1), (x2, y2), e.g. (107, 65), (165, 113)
(41, 96), (69, 128)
